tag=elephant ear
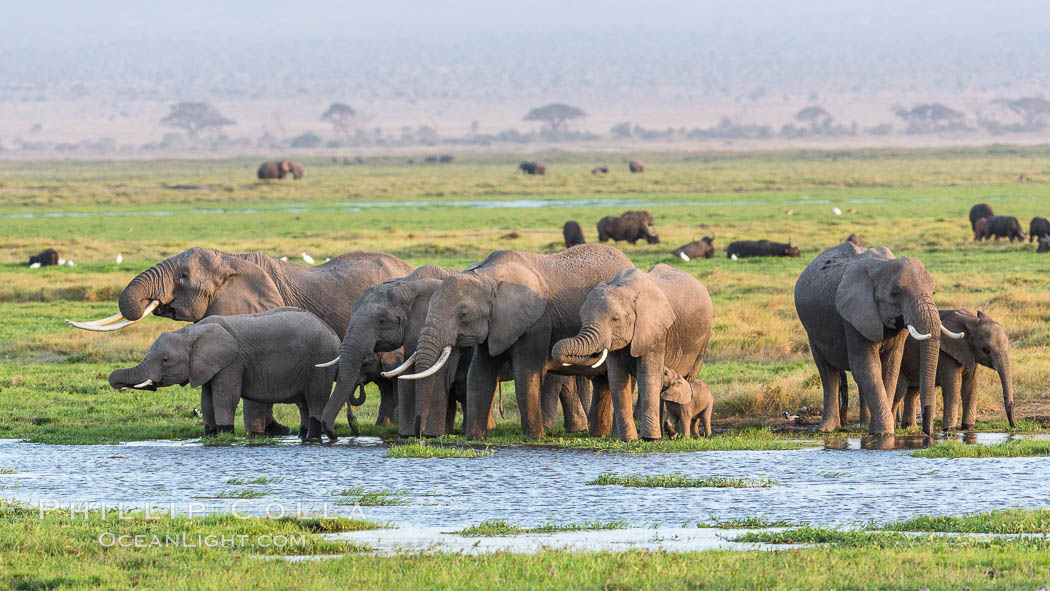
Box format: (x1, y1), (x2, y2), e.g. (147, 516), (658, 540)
(630, 278), (676, 357)
(834, 263), (885, 343)
(188, 324), (239, 387)
(486, 264), (548, 357)
(661, 380), (692, 405)
(208, 255), (285, 316)
(939, 312), (976, 369)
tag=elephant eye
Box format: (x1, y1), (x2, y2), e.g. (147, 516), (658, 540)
(458, 310), (467, 319)
(982, 346), (991, 354)
(377, 317), (385, 325)
(180, 273), (189, 280)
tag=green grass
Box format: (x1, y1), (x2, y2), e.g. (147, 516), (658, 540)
(454, 426), (815, 453)
(912, 438), (1050, 458)
(3, 148), (1050, 446)
(588, 473), (774, 488)
(0, 468), (15, 475)
(698, 516), (798, 529)
(733, 526), (1050, 550)
(332, 487), (409, 506)
(3, 500), (1050, 589)
(885, 509), (1050, 534)
(384, 441), (493, 458)
(225, 476), (284, 485)
(456, 519), (628, 536)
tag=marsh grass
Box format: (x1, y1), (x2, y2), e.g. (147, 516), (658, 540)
(885, 509), (1050, 534)
(588, 473), (774, 488)
(4, 150), (1050, 446)
(225, 476), (284, 485)
(0, 467), (16, 475)
(384, 441), (492, 458)
(456, 519), (627, 536)
(468, 426), (814, 453)
(333, 487), (409, 506)
(196, 489), (274, 499)
(912, 438), (1050, 458)
(698, 516), (798, 529)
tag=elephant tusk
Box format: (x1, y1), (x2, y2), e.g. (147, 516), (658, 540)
(941, 326), (965, 339)
(562, 362), (571, 366)
(67, 300), (159, 332)
(380, 351), (418, 378)
(132, 379), (153, 389)
(907, 324), (932, 340)
(399, 346), (451, 380)
(591, 348), (609, 368)
(315, 356), (340, 368)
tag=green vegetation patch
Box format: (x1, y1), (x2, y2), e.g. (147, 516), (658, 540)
(384, 441), (492, 458)
(588, 473), (774, 488)
(885, 509), (1050, 534)
(225, 476), (284, 485)
(457, 519), (627, 536)
(333, 487), (409, 506)
(194, 489), (273, 499)
(697, 516), (798, 529)
(912, 438), (1050, 458)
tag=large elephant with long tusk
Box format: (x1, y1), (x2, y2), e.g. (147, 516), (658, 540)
(894, 309), (1015, 431)
(398, 244), (633, 439)
(795, 241), (954, 436)
(69, 247), (414, 434)
(551, 264), (712, 441)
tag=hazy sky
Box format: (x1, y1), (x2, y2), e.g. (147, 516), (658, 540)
(5, 0), (1049, 42)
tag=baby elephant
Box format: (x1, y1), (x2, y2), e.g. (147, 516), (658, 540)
(659, 368), (713, 438)
(108, 307), (339, 440)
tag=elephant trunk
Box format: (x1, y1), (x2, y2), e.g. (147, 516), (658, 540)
(413, 321), (457, 436)
(910, 299), (941, 435)
(993, 350), (1016, 428)
(551, 324), (610, 366)
(108, 362), (153, 390)
(119, 260), (174, 320)
(321, 325), (376, 431)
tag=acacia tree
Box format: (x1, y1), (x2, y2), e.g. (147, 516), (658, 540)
(160, 102), (234, 137)
(795, 105), (831, 127)
(523, 103), (587, 131)
(322, 102), (358, 136)
(892, 103), (966, 134)
(1002, 97), (1050, 128)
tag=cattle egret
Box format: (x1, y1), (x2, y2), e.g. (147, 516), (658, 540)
(66, 260), (76, 267)
(280, 256), (288, 261)
(730, 254), (738, 261)
(29, 262), (41, 269)
(832, 207), (842, 216)
(57, 258), (66, 265)
(301, 252), (315, 265)
(678, 252), (690, 262)
(116, 253), (123, 264)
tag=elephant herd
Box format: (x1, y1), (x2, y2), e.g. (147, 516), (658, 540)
(71, 206), (1017, 442)
(74, 244), (712, 442)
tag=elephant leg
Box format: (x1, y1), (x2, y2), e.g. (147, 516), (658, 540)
(540, 376), (561, 430)
(859, 390), (871, 425)
(635, 352), (664, 440)
(375, 379), (398, 428)
(560, 377), (589, 433)
(397, 380), (416, 438)
(879, 340), (905, 418)
(901, 388), (919, 427)
(891, 376), (908, 426)
(940, 368), (962, 431)
(589, 377), (613, 437)
(486, 384), (498, 431)
(838, 372), (849, 426)
(445, 395), (458, 435)
(263, 404), (291, 436)
(847, 339), (894, 435)
(811, 345), (843, 432)
(211, 368), (243, 434)
(700, 406), (712, 438)
(464, 348), (501, 440)
(200, 385), (217, 436)
(512, 364), (546, 439)
(241, 400), (268, 437)
(960, 367), (978, 430)
(608, 359), (638, 441)
(297, 400), (310, 440)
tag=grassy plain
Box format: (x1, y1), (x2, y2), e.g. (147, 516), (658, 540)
(2, 146), (1050, 445)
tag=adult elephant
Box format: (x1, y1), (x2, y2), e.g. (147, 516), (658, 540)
(894, 309), (1015, 431)
(68, 247), (414, 433)
(399, 244), (633, 439)
(258, 161), (303, 180)
(551, 264), (712, 441)
(794, 241), (955, 436)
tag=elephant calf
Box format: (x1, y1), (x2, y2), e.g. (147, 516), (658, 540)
(109, 307), (340, 440)
(659, 368), (713, 438)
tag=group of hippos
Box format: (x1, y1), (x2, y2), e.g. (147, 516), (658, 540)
(969, 203), (1050, 251)
(562, 210), (805, 261)
(518, 160), (645, 176)
(63, 205), (1015, 443)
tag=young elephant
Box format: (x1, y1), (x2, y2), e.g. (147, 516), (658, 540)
(108, 308), (340, 440)
(659, 368), (713, 438)
(893, 309), (1014, 431)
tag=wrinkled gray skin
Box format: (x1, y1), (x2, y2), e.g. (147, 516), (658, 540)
(322, 265), (462, 438)
(795, 242), (942, 436)
(552, 264), (713, 441)
(108, 308), (339, 439)
(659, 368), (713, 438)
(113, 247), (413, 433)
(409, 244), (633, 439)
(894, 309), (1014, 430)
